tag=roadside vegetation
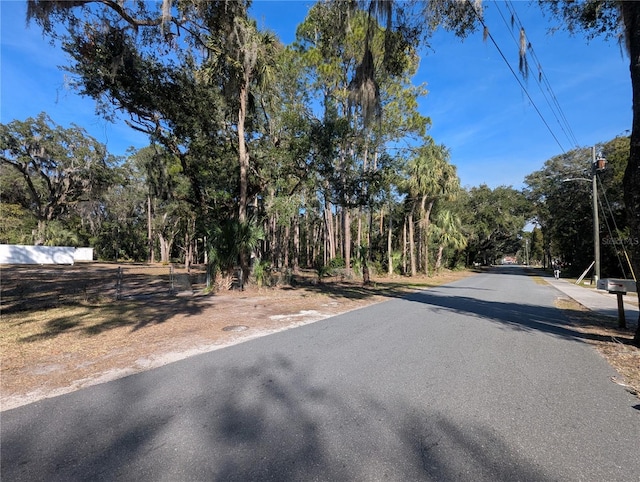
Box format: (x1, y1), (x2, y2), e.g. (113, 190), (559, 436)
(1, 0), (639, 355)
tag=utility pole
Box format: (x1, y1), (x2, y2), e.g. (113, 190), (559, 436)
(591, 146), (607, 284)
(561, 148), (606, 283)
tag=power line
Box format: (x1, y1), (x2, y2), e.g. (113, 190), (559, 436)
(503, 0), (581, 149)
(496, 1), (580, 149)
(598, 174), (635, 278)
(467, 2), (567, 153)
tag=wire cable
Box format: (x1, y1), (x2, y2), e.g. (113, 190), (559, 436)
(597, 182), (628, 278)
(598, 174), (635, 278)
(499, 1), (580, 149)
(467, 1), (567, 153)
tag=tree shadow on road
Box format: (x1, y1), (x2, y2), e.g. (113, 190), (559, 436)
(378, 265), (638, 347)
(402, 288), (636, 345)
(0, 354), (561, 481)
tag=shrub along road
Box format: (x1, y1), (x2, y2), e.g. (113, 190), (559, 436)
(2, 266), (639, 481)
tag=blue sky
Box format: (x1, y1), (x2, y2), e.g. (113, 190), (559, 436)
(1, 0), (631, 189)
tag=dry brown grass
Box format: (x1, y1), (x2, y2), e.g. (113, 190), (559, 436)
(0, 268), (472, 410)
(2, 265), (638, 411)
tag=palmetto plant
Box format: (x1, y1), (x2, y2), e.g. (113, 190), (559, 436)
(42, 220), (80, 247)
(206, 217), (264, 289)
(252, 260), (271, 288)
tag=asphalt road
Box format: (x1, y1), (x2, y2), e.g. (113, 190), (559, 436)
(2, 266), (639, 481)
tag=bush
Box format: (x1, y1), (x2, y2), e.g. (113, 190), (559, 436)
(316, 264), (333, 279)
(328, 257), (345, 269)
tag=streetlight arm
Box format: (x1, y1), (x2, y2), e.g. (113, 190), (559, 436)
(561, 177), (590, 183)
(559, 146), (603, 282)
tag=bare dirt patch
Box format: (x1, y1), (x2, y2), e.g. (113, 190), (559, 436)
(1, 266), (471, 410)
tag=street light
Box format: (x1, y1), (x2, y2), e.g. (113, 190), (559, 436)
(562, 146), (606, 284)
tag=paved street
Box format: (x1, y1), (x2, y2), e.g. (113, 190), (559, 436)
(2, 266), (639, 481)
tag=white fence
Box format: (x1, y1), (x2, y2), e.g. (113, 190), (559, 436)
(0, 245), (94, 265)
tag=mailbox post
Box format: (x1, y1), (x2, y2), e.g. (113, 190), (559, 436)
(597, 278), (637, 328)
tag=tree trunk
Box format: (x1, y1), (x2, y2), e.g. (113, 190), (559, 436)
(204, 236), (208, 266)
(408, 209), (416, 277)
(620, 2), (640, 346)
(344, 208), (352, 275)
(147, 195), (155, 263)
(421, 197), (434, 276)
(185, 237), (193, 271)
(237, 81), (251, 283)
(362, 256), (371, 286)
(324, 201), (336, 260)
(34, 219), (46, 246)
(403, 217), (407, 275)
(238, 83), (249, 224)
(270, 212), (278, 267)
(435, 245), (444, 271)
(357, 208), (362, 249)
(283, 223), (290, 269)
(387, 205), (393, 276)
(417, 223), (422, 273)
(184, 218), (195, 271)
(335, 208), (342, 259)
(314, 222), (322, 267)
(306, 213), (313, 268)
(293, 214), (300, 273)
(358, 143), (367, 255)
(158, 233), (172, 264)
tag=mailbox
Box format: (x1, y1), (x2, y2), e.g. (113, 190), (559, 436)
(596, 278), (637, 294)
(596, 278), (637, 329)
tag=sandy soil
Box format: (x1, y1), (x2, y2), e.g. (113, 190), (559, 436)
(3, 269), (450, 411)
(2, 268), (638, 412)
